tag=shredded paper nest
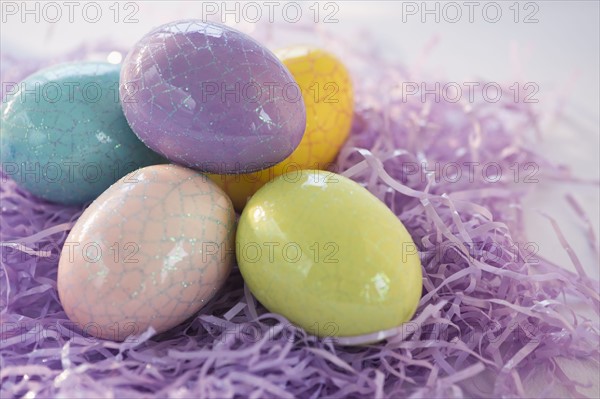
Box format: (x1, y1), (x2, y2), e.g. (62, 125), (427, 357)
(1, 26), (599, 399)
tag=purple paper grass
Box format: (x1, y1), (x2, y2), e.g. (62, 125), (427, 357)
(1, 31), (599, 399)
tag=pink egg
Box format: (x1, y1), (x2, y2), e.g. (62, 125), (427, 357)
(57, 164), (235, 341)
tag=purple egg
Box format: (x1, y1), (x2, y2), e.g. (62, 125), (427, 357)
(120, 20), (306, 174)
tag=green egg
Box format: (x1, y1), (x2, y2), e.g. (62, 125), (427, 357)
(236, 170), (423, 339)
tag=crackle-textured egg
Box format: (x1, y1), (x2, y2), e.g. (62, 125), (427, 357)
(210, 47), (354, 211)
(236, 170), (422, 338)
(1, 62), (164, 205)
(57, 164), (235, 341)
(120, 20), (306, 174)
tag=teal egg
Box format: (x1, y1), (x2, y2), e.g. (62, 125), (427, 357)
(1, 62), (164, 205)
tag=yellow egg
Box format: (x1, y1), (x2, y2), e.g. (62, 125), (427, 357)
(236, 170), (423, 338)
(209, 47), (354, 211)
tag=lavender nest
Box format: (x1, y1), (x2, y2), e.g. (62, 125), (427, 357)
(1, 30), (599, 398)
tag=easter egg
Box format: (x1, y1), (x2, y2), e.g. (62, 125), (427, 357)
(236, 170), (422, 338)
(120, 20), (306, 174)
(1, 62), (164, 205)
(210, 47), (354, 211)
(57, 164), (235, 341)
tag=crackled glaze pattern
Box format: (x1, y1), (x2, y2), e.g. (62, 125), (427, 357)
(209, 47), (354, 211)
(120, 20), (306, 174)
(1, 62), (164, 205)
(57, 164), (235, 341)
(236, 170), (422, 338)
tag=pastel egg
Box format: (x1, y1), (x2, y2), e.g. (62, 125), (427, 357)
(210, 47), (354, 211)
(120, 20), (306, 174)
(236, 170), (422, 338)
(57, 164), (235, 341)
(1, 62), (164, 205)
